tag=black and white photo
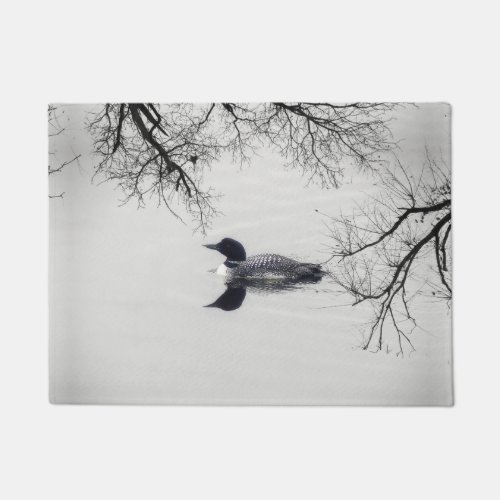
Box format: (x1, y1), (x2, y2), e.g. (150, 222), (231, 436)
(49, 102), (452, 405)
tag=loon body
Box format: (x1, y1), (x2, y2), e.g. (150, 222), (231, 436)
(204, 238), (323, 280)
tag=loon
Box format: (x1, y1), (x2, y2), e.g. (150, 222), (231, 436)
(203, 238), (324, 280)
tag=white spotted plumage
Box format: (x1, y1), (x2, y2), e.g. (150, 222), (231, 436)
(227, 253), (321, 279)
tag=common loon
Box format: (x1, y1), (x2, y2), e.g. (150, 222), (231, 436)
(203, 238), (324, 280)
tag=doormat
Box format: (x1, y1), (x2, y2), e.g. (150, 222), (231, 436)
(49, 102), (452, 405)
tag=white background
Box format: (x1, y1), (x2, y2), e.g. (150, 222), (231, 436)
(1, 1), (499, 499)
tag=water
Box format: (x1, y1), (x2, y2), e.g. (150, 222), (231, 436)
(49, 104), (452, 405)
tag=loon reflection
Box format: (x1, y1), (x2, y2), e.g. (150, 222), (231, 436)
(205, 284), (247, 311)
(204, 275), (323, 311)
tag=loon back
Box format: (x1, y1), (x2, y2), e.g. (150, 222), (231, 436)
(231, 253), (322, 279)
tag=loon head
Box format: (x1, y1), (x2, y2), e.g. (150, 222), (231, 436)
(203, 237), (246, 261)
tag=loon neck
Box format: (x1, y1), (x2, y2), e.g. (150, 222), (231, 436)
(224, 259), (241, 268)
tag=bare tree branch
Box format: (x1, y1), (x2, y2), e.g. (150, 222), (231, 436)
(86, 102), (396, 231)
(48, 105), (81, 198)
(325, 152), (451, 354)
(88, 103), (222, 233)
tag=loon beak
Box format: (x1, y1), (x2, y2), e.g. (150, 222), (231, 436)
(203, 243), (218, 250)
